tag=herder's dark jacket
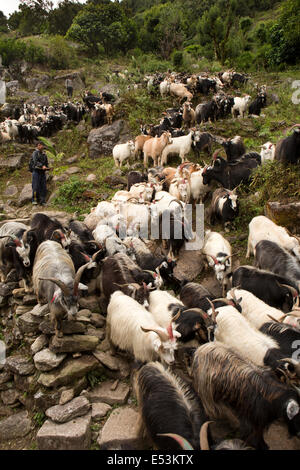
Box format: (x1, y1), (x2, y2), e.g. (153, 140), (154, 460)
(31, 150), (48, 171)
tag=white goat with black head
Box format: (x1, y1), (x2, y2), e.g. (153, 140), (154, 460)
(202, 230), (233, 295)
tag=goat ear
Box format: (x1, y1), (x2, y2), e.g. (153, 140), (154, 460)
(173, 330), (181, 338)
(153, 337), (161, 352)
(78, 283), (88, 291)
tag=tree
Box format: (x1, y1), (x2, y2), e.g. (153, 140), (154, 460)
(0, 11), (8, 33)
(8, 3), (48, 35)
(267, 0), (300, 66)
(199, 0), (238, 64)
(19, 0), (54, 11)
(138, 3), (185, 59)
(47, 1), (83, 35)
(66, 2), (134, 55)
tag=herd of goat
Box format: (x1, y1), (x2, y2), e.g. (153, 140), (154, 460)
(0, 68), (300, 451)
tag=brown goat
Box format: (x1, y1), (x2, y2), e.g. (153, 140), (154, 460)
(143, 132), (172, 168)
(135, 135), (152, 160)
(183, 102), (195, 128)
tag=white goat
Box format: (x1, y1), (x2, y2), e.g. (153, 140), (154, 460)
(246, 215), (300, 260)
(232, 95), (251, 118)
(160, 80), (171, 98)
(93, 223), (126, 256)
(189, 168), (212, 204)
(129, 183), (155, 203)
(260, 142), (275, 164)
(113, 141), (135, 168)
(169, 178), (191, 203)
(202, 230), (232, 295)
(148, 290), (183, 329)
(227, 288), (300, 331)
(106, 291), (181, 364)
(161, 131), (195, 166)
(214, 305), (279, 368)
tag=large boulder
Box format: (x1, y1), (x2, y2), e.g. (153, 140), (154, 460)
(49, 334), (99, 353)
(53, 72), (85, 91)
(14, 91), (50, 107)
(25, 75), (51, 92)
(45, 396), (91, 423)
(87, 119), (133, 159)
(87, 380), (130, 405)
(6, 80), (19, 95)
(5, 356), (35, 376)
(0, 154), (27, 170)
(18, 183), (33, 207)
(265, 201), (300, 232)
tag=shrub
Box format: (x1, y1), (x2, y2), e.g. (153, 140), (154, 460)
(184, 44), (202, 58)
(172, 50), (183, 68)
(45, 35), (77, 69)
(235, 51), (255, 71)
(0, 38), (46, 66)
(53, 176), (94, 214)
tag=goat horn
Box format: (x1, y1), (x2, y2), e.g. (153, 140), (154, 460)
(205, 254), (219, 264)
(223, 252), (237, 262)
(141, 326), (169, 342)
(172, 310), (181, 322)
(278, 283), (299, 301)
(286, 124), (300, 134)
(212, 149), (222, 161)
(92, 249), (103, 262)
(157, 434), (193, 450)
(74, 262), (91, 296)
(206, 298), (218, 322)
(200, 421), (214, 450)
(267, 313), (285, 323)
(38, 277), (71, 296)
(0, 234), (21, 246)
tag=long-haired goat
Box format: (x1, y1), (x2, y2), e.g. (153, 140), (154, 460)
(133, 361), (205, 450)
(32, 241), (90, 337)
(192, 341), (300, 449)
(106, 291), (181, 364)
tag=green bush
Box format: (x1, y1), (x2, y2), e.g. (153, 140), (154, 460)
(172, 50), (183, 68)
(45, 35), (77, 69)
(132, 53), (172, 74)
(235, 51), (255, 71)
(0, 38), (46, 66)
(53, 176), (93, 214)
(250, 161), (300, 204)
(184, 44), (202, 58)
